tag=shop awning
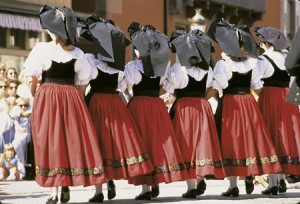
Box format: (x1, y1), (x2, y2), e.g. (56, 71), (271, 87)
(0, 12), (43, 32)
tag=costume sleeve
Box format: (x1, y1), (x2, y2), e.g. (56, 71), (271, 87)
(74, 53), (97, 85)
(23, 43), (46, 77)
(251, 61), (264, 90)
(206, 67), (214, 88)
(162, 63), (188, 94)
(211, 60), (229, 90)
(119, 61), (143, 92)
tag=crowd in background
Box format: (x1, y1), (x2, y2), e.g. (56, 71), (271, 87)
(0, 61), (40, 180)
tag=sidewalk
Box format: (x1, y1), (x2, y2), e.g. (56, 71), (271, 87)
(1, 179), (300, 204)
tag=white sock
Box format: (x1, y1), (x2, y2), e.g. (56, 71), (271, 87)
(228, 176), (237, 188)
(197, 177), (204, 184)
(50, 187), (58, 198)
(95, 184), (103, 195)
(186, 179), (196, 190)
(268, 174), (278, 188)
(141, 184), (150, 193)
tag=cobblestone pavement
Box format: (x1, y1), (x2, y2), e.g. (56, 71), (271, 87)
(1, 179), (300, 204)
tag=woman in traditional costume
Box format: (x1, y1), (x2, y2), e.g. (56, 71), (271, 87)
(206, 19), (282, 197)
(23, 5), (106, 204)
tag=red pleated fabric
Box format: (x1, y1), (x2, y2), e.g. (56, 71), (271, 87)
(127, 96), (189, 186)
(31, 84), (106, 187)
(258, 87), (300, 174)
(89, 93), (154, 179)
(221, 94), (282, 176)
(172, 97), (226, 179)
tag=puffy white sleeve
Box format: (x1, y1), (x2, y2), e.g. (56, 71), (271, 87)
(206, 67), (214, 88)
(74, 53), (97, 85)
(251, 57), (266, 90)
(162, 63), (188, 94)
(211, 60), (230, 90)
(23, 43), (47, 77)
(117, 71), (126, 91)
(118, 60), (143, 92)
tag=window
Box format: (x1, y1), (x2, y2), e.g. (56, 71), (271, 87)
(0, 27), (7, 48)
(10, 29), (26, 49)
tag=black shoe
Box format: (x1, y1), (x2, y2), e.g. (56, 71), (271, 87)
(221, 187), (239, 197)
(88, 193), (104, 203)
(245, 176), (254, 194)
(286, 175), (300, 184)
(182, 189), (197, 198)
(151, 185), (159, 198)
(135, 191), (152, 200)
(46, 196), (58, 204)
(60, 186), (70, 203)
(261, 186), (278, 195)
(278, 179), (287, 193)
(107, 180), (116, 200)
(196, 180), (207, 195)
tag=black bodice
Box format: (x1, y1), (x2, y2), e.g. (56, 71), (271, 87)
(176, 74), (208, 98)
(132, 73), (161, 96)
(90, 70), (118, 90)
(42, 59), (76, 84)
(261, 55), (290, 87)
(223, 71), (252, 95)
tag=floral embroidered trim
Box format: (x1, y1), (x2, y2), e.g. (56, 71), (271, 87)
(153, 162), (186, 174)
(36, 166), (104, 177)
(184, 158), (224, 169)
(223, 155), (279, 166)
(279, 156), (300, 165)
(103, 153), (150, 168)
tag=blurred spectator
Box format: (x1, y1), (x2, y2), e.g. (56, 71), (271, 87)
(0, 78), (8, 100)
(17, 70), (34, 107)
(0, 62), (6, 78)
(6, 79), (19, 111)
(0, 78), (15, 154)
(0, 143), (20, 181)
(10, 97), (31, 179)
(6, 67), (18, 80)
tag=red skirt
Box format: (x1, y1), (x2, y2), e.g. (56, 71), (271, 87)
(172, 97), (226, 179)
(258, 87), (300, 174)
(31, 84), (106, 187)
(128, 96), (189, 186)
(89, 93), (154, 179)
(221, 94), (282, 176)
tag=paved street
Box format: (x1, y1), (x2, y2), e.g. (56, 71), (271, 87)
(1, 179), (300, 204)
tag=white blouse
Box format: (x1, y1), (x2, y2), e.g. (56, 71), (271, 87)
(211, 56), (261, 92)
(162, 63), (214, 94)
(255, 47), (290, 85)
(23, 42), (95, 85)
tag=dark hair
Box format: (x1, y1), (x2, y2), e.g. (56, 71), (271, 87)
(128, 22), (142, 37)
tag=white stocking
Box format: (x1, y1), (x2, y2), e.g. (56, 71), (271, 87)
(186, 179), (196, 190)
(268, 174), (278, 188)
(50, 187), (58, 198)
(228, 176), (237, 188)
(142, 184), (150, 193)
(278, 174), (286, 181)
(95, 184), (103, 195)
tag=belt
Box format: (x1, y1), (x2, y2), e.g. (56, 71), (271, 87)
(223, 87), (250, 95)
(45, 78), (74, 85)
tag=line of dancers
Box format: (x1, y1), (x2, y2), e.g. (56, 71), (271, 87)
(23, 5), (300, 204)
